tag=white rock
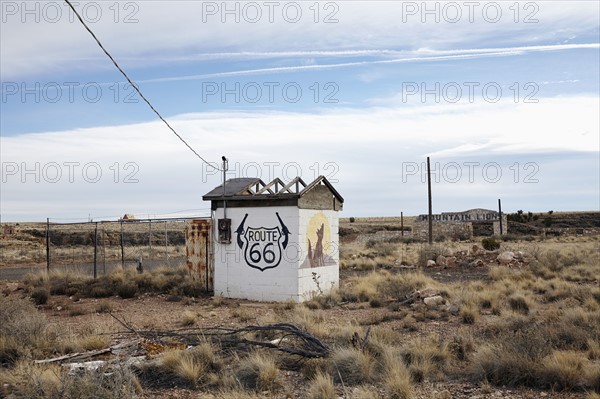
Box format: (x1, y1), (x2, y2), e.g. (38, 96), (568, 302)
(497, 251), (515, 264)
(424, 295), (444, 307)
(427, 260), (436, 267)
(436, 255), (448, 267)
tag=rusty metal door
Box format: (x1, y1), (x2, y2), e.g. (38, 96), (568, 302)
(185, 219), (213, 291)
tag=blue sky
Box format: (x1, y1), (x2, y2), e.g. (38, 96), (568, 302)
(1, 1), (599, 221)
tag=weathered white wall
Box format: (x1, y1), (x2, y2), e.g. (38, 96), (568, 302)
(213, 206), (300, 302)
(212, 206), (340, 302)
(297, 209), (339, 301)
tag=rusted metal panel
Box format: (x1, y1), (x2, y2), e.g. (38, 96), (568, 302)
(185, 219), (213, 291)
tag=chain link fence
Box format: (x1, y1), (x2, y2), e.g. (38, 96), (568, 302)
(2, 218), (207, 276)
(44, 218), (200, 277)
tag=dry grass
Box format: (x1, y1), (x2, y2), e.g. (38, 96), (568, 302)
(3, 232), (599, 397)
(329, 347), (376, 386)
(0, 361), (139, 399)
(149, 343), (221, 388)
(307, 372), (336, 399)
(180, 310), (197, 326)
(400, 337), (448, 382)
(234, 352), (280, 392)
(24, 265), (206, 300)
(381, 347), (413, 399)
(350, 386), (379, 399)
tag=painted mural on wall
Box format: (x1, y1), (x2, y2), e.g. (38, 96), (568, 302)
(235, 212), (290, 272)
(301, 212), (336, 269)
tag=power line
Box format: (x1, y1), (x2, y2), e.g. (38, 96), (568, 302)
(64, 0), (219, 171)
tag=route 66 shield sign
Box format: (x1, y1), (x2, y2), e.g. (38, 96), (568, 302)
(243, 227), (283, 271)
(235, 213), (290, 272)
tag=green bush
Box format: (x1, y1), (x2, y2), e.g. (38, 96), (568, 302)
(481, 238), (500, 251)
(117, 282), (137, 299)
(30, 287), (49, 305)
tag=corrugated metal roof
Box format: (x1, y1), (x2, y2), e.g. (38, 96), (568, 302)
(202, 176), (344, 203)
(203, 178), (261, 198)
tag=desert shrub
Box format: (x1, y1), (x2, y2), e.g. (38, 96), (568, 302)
(472, 342), (540, 387)
(400, 337), (448, 381)
(417, 244), (449, 267)
(538, 350), (592, 391)
(447, 333), (475, 361)
(385, 236), (421, 244)
(234, 352), (280, 392)
(330, 348), (375, 386)
(507, 295), (530, 315)
(28, 266), (208, 299)
(68, 306), (87, 317)
(349, 217), (355, 223)
(369, 242), (396, 256)
(31, 287), (49, 305)
(95, 301), (112, 313)
(369, 297), (383, 308)
(304, 290), (342, 310)
(116, 282), (137, 299)
(1, 362), (139, 399)
(351, 386), (379, 399)
(481, 237), (500, 251)
(180, 310), (197, 326)
(307, 372), (336, 399)
(460, 305), (478, 324)
(145, 343), (221, 388)
(0, 296), (48, 364)
(382, 348), (413, 399)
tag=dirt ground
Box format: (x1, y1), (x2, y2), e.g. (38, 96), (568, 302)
(1, 215), (598, 398)
(1, 259), (594, 399)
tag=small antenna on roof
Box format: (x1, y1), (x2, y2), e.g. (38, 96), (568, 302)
(222, 156), (228, 218)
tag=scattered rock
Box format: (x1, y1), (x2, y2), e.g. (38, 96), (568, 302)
(424, 295), (445, 307)
(497, 251), (515, 264)
(3, 283), (20, 292)
(446, 256), (458, 267)
(418, 287), (440, 298)
(470, 244), (484, 255)
(469, 259), (484, 267)
(446, 303), (460, 315)
(427, 260), (436, 267)
(436, 255), (448, 267)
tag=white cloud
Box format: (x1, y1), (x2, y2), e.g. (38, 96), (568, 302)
(1, 95), (598, 220)
(1, 1), (598, 79)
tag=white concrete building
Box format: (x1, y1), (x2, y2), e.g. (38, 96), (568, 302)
(203, 176), (343, 302)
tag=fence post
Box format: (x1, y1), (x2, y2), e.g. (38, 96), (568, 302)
(102, 225), (106, 275)
(93, 222), (98, 279)
(46, 218), (50, 272)
(498, 198), (503, 236)
(401, 212), (404, 237)
(120, 221), (125, 269)
(164, 221), (168, 265)
(427, 156), (433, 245)
(149, 220), (152, 260)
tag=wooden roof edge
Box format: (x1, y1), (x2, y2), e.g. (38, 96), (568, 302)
(299, 175), (344, 203)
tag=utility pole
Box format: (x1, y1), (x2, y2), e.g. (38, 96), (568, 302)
(93, 222), (98, 279)
(401, 212), (404, 237)
(120, 221), (125, 269)
(222, 156), (228, 218)
(427, 157), (433, 245)
(498, 198), (503, 236)
(46, 218), (50, 272)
